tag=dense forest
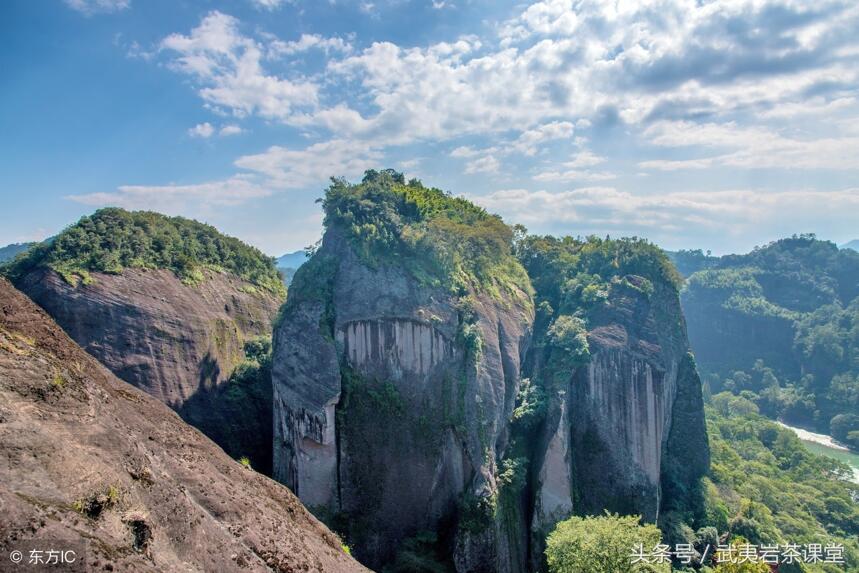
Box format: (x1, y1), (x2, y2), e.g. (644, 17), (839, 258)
(320, 168), (532, 299)
(675, 236), (859, 447)
(0, 208), (285, 296)
(546, 392), (859, 572)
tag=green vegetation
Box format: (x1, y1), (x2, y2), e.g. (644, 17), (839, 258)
(320, 169), (531, 299)
(703, 393), (859, 572)
(184, 336), (274, 475)
(0, 242), (36, 264)
(545, 395), (858, 572)
(545, 513), (668, 573)
(2, 208), (285, 296)
(666, 249), (719, 277)
(72, 484), (122, 519)
(684, 235), (859, 441)
(385, 531), (452, 573)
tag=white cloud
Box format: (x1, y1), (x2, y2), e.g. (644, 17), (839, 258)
(640, 121), (859, 170)
(188, 122), (245, 138)
(533, 169), (614, 183)
(188, 122), (215, 138)
(64, 0), (129, 15)
(160, 11), (318, 121)
(301, 0), (859, 152)
(144, 2), (859, 252)
(475, 186), (859, 244)
(465, 155), (501, 174)
(234, 139), (383, 188)
(219, 124), (244, 136)
(67, 176), (272, 214)
(269, 34), (352, 57)
(248, 0), (288, 10)
(512, 121), (574, 155)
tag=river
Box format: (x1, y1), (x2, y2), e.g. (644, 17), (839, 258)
(778, 422), (859, 484)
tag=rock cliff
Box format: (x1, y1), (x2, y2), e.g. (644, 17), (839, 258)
(5, 209), (285, 473)
(272, 173), (709, 572)
(273, 172), (534, 570)
(0, 277), (365, 572)
(515, 238), (709, 571)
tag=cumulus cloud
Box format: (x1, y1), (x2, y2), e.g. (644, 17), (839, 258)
(188, 122), (215, 138)
(640, 121), (859, 170)
(64, 0), (129, 15)
(268, 34), (352, 57)
(308, 0), (859, 148)
(248, 0), (288, 10)
(475, 186), (859, 249)
(219, 124), (244, 136)
(234, 139), (383, 188)
(67, 176), (272, 215)
(161, 2), (859, 173)
(465, 155), (501, 174)
(160, 11), (318, 121)
(146, 2), (859, 247)
(188, 122), (245, 138)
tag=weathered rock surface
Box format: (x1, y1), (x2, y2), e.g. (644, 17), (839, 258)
(13, 266), (282, 473)
(275, 233), (709, 573)
(273, 230), (534, 569)
(0, 277), (366, 572)
(527, 279), (709, 571)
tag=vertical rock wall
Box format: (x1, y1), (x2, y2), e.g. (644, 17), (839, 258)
(272, 231), (535, 570)
(274, 235), (709, 573)
(527, 280), (709, 569)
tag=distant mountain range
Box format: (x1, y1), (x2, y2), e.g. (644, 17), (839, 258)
(275, 250), (309, 285)
(841, 240), (859, 251)
(0, 242), (35, 263)
(276, 250), (308, 269)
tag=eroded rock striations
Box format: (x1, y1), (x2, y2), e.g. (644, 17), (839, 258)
(273, 172), (709, 572)
(0, 277), (365, 572)
(273, 175), (534, 569)
(5, 209), (285, 473)
(524, 270), (709, 570)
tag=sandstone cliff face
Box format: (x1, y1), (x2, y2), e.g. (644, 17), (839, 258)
(0, 278), (365, 573)
(527, 279), (709, 570)
(682, 296), (798, 376)
(14, 266), (282, 473)
(273, 230), (534, 569)
(275, 236), (709, 572)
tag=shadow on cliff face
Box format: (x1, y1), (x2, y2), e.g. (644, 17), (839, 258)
(177, 350), (273, 476)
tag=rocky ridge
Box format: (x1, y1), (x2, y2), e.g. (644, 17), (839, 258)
(0, 277), (365, 572)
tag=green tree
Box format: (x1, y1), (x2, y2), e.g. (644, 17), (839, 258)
(545, 513), (669, 573)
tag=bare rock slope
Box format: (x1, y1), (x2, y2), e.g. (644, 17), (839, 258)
(14, 266), (281, 472)
(0, 277), (366, 572)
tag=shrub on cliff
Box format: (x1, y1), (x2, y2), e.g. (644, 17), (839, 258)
(2, 208), (285, 296)
(320, 169), (531, 299)
(545, 513), (669, 573)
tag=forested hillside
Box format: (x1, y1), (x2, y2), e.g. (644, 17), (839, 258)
(679, 236), (859, 446)
(703, 392), (859, 571)
(2, 208), (285, 296)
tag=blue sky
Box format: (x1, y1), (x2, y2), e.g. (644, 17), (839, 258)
(2, 0), (858, 255)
